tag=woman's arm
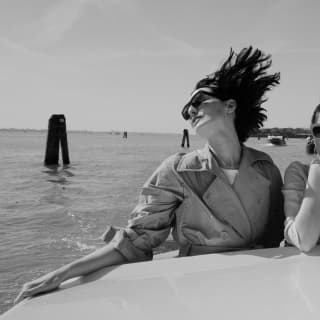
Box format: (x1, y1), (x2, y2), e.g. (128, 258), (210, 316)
(16, 154), (183, 303)
(63, 243), (126, 279)
(15, 244), (126, 304)
(283, 161), (320, 252)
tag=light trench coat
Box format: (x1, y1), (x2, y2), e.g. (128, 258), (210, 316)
(107, 144), (284, 261)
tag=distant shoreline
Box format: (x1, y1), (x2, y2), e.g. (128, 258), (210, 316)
(0, 127), (310, 138)
(0, 128), (185, 135)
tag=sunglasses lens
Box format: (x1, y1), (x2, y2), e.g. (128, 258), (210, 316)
(191, 93), (208, 108)
(313, 126), (320, 138)
(181, 90), (216, 121)
(181, 104), (191, 120)
(181, 98), (201, 121)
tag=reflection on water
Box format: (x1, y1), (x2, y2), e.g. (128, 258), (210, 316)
(42, 165), (75, 184)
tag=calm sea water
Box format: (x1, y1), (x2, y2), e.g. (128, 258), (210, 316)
(0, 131), (311, 315)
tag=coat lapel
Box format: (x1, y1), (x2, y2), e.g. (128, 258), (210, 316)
(202, 175), (252, 240)
(232, 151), (271, 240)
(177, 144), (272, 242)
(201, 145), (270, 241)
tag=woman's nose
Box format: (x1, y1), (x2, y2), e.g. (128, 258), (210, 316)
(188, 105), (198, 118)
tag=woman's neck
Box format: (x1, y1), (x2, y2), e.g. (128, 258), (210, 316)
(207, 133), (242, 169)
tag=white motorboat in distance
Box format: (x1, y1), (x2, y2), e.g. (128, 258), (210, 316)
(267, 135), (287, 146)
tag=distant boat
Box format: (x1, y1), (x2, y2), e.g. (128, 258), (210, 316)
(267, 135), (287, 146)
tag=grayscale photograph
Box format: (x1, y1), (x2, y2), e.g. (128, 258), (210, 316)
(1, 1), (320, 319)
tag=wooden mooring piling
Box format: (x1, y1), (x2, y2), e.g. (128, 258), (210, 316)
(181, 129), (190, 148)
(44, 114), (70, 165)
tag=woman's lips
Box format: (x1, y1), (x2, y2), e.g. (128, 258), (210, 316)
(191, 116), (202, 127)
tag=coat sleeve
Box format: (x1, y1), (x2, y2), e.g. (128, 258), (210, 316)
(258, 161), (285, 247)
(110, 154), (184, 262)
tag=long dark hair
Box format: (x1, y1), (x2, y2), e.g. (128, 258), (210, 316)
(195, 47), (280, 142)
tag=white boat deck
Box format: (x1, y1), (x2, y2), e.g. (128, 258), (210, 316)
(2, 246), (320, 320)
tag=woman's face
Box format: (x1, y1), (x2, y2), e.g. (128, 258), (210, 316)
(311, 113), (320, 154)
(187, 91), (233, 139)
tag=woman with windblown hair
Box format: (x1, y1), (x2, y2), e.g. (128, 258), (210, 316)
(16, 47), (285, 302)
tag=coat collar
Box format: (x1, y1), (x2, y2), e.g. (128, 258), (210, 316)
(176, 143), (272, 172)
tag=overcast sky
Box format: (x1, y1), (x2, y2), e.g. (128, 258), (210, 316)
(1, 0), (320, 133)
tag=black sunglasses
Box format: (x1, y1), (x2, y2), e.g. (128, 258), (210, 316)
(181, 90), (217, 120)
(312, 124), (320, 138)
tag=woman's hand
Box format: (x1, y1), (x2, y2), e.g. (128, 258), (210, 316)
(14, 268), (68, 304)
(14, 243), (127, 305)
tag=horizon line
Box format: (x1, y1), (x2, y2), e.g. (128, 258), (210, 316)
(0, 127), (311, 133)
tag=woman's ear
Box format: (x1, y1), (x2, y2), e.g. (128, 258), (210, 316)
(225, 99), (237, 114)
